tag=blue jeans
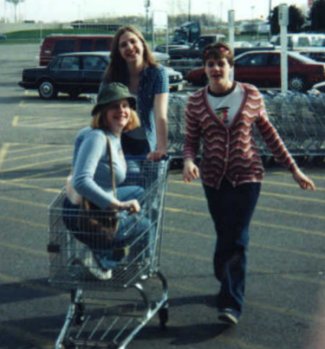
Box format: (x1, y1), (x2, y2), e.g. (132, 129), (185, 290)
(62, 185), (152, 265)
(203, 179), (261, 315)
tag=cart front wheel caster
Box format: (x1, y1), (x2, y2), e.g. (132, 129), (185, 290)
(74, 302), (85, 325)
(158, 306), (169, 329)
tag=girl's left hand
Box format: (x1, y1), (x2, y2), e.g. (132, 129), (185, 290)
(147, 150), (166, 161)
(293, 169), (316, 191)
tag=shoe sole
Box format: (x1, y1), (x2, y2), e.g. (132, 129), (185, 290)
(218, 313), (238, 325)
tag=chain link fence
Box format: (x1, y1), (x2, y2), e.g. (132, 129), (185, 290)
(168, 91), (325, 163)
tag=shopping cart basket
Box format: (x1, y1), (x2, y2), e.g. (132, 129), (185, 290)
(48, 158), (170, 349)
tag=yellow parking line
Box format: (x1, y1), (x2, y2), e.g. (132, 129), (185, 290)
(0, 196), (47, 208)
(4, 147), (71, 164)
(1, 143), (53, 154)
(0, 324), (53, 349)
(17, 120), (85, 128)
(12, 169), (67, 182)
(165, 225), (325, 259)
(165, 211), (325, 237)
(169, 178), (325, 191)
(11, 115), (19, 127)
(0, 241), (47, 257)
(0, 179), (60, 193)
(273, 171), (325, 181)
(0, 143), (9, 170)
(0, 215), (46, 228)
(167, 190), (325, 205)
(0, 156), (71, 174)
(166, 203), (325, 221)
(169, 279), (324, 323)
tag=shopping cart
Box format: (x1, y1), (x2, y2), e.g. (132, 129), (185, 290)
(48, 158), (170, 349)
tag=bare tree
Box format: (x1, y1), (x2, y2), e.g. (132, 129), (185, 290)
(6, 0), (25, 23)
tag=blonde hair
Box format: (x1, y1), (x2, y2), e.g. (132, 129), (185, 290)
(91, 104), (140, 132)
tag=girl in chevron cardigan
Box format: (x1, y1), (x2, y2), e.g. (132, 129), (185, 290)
(183, 42), (316, 325)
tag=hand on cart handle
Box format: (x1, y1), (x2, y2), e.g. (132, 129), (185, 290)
(183, 159), (200, 183)
(292, 169), (316, 191)
(147, 150), (167, 161)
(118, 199), (141, 214)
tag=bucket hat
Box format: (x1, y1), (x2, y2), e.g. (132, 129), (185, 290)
(91, 82), (136, 116)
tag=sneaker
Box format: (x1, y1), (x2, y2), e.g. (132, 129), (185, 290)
(70, 257), (112, 281)
(218, 308), (239, 325)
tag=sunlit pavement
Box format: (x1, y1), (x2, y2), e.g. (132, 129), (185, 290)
(0, 44), (324, 349)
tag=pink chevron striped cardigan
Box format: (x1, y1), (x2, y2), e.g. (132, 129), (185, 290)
(183, 83), (298, 189)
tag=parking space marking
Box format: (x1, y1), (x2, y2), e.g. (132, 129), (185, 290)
(170, 177), (325, 193)
(169, 278), (323, 324)
(12, 114), (86, 129)
(11, 115), (19, 127)
(0, 323), (54, 349)
(0, 143), (9, 170)
(19, 95), (91, 109)
(273, 171), (325, 181)
(168, 190), (325, 206)
(0, 155), (71, 174)
(165, 225), (325, 261)
(1, 143), (53, 154)
(0, 179), (59, 194)
(0, 241), (47, 257)
(4, 147), (71, 164)
(0, 215), (46, 228)
(0, 195), (47, 209)
(165, 206), (325, 237)
(261, 190), (325, 204)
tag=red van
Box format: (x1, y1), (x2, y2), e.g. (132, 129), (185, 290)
(39, 34), (114, 66)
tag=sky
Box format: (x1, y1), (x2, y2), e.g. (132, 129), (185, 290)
(1, 0), (310, 23)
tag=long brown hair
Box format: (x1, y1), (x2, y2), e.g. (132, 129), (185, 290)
(103, 25), (157, 85)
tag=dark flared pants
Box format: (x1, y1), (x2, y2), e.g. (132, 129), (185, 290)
(203, 179), (261, 315)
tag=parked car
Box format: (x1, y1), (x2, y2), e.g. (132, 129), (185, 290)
(39, 34), (114, 66)
(186, 50), (325, 92)
(308, 81), (325, 94)
(19, 52), (183, 99)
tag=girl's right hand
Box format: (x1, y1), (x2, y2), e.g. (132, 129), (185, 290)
(183, 160), (200, 183)
(120, 199), (141, 214)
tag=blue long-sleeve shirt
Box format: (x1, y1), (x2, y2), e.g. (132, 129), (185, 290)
(72, 127), (126, 209)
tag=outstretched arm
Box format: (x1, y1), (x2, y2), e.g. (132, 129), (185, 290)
(291, 167), (316, 191)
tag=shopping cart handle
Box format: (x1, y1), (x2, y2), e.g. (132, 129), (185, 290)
(125, 154), (170, 162)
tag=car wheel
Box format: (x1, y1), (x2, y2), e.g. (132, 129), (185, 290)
(38, 80), (57, 99)
(288, 76), (305, 92)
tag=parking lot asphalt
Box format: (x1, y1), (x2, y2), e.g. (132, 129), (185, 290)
(0, 44), (325, 349)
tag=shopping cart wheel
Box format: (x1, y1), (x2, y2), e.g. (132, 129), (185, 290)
(158, 304), (169, 330)
(74, 302), (85, 325)
(62, 338), (75, 348)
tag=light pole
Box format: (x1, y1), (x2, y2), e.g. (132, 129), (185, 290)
(144, 0), (150, 38)
(188, 0), (191, 22)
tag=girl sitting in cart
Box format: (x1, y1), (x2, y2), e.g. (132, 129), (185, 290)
(63, 82), (151, 277)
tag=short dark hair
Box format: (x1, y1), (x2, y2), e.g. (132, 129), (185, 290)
(202, 42), (234, 67)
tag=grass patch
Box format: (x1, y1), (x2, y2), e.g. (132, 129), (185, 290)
(0, 28), (116, 44)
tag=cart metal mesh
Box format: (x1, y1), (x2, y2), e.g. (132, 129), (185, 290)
(48, 159), (169, 289)
(48, 159), (170, 349)
(168, 92), (325, 160)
